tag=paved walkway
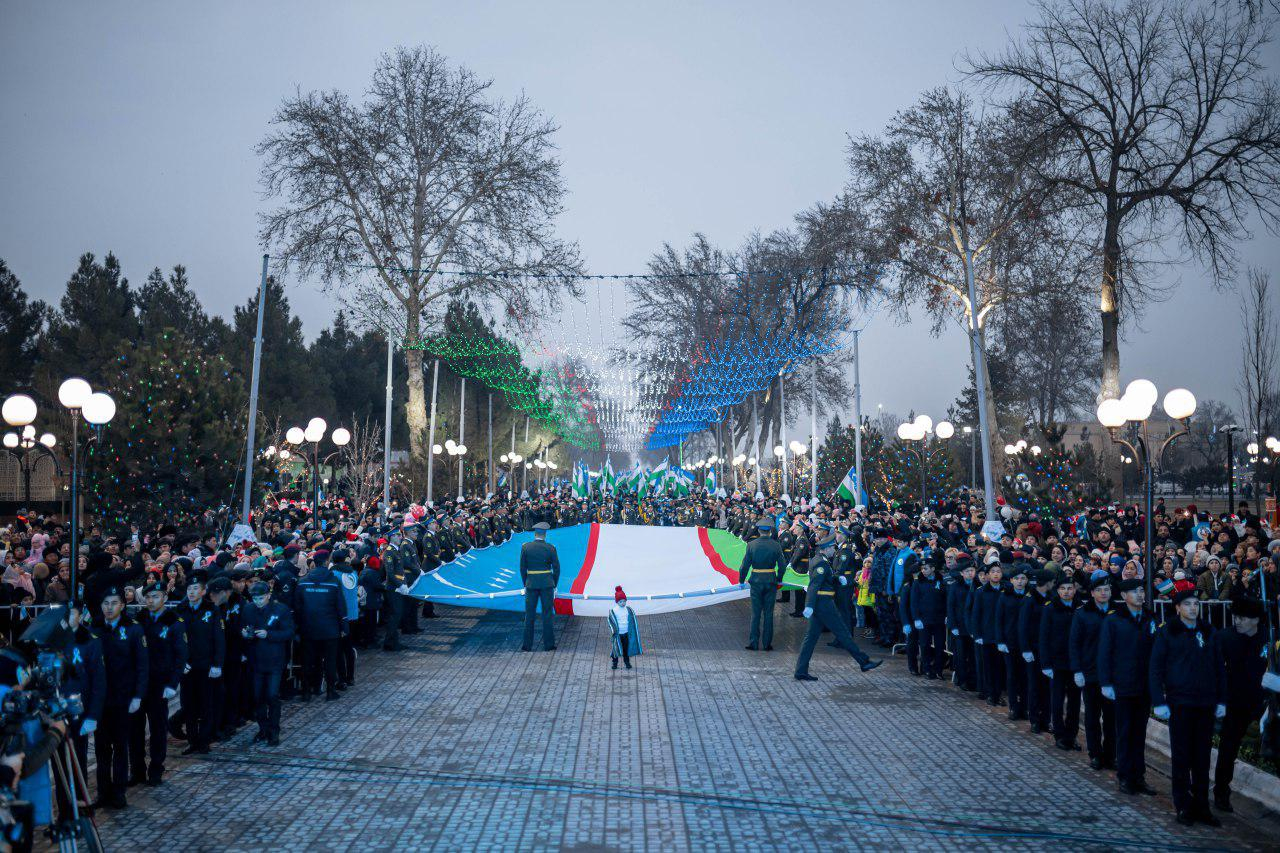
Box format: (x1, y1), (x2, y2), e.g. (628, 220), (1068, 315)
(94, 602), (1277, 851)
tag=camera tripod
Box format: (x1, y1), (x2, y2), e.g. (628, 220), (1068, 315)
(46, 739), (102, 853)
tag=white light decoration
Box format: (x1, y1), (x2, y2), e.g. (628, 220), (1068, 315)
(331, 427), (351, 447)
(1119, 390), (1153, 422)
(1162, 388), (1197, 421)
(793, 442), (808, 455)
(1016, 439), (1027, 451)
(307, 417), (327, 435)
(547, 461), (557, 470)
(1004, 443), (1017, 455)
(913, 414), (933, 433)
(82, 392), (116, 425)
(773, 445), (785, 457)
(511, 453), (522, 462)
(500, 454), (509, 463)
(534, 459), (545, 469)
(286, 427), (305, 445)
(22, 425), (35, 440)
(1096, 399), (1127, 429)
(2, 433), (17, 449)
(935, 421), (955, 439)
(896, 423), (912, 441)
(1247, 442), (1259, 455)
(1266, 436), (1280, 452)
(2, 394), (37, 427)
(457, 444), (467, 455)
(303, 423), (324, 443)
(432, 443), (443, 454)
(962, 425), (973, 434)
(58, 378), (92, 410)
(445, 439), (457, 452)
(279, 449), (291, 460)
(1031, 445), (1042, 456)
(39, 433), (55, 448)
(748, 457), (757, 466)
(1125, 379), (1159, 410)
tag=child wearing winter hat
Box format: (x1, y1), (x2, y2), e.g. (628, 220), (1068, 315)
(608, 586), (643, 670)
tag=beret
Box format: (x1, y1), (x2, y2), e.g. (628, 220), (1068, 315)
(248, 581), (270, 597)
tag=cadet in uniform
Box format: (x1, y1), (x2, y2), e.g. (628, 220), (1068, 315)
(973, 562), (1005, 705)
(1071, 575), (1115, 770)
(1018, 569), (1055, 734)
(1150, 589), (1226, 826)
(909, 557), (947, 679)
(1039, 575), (1080, 751)
(1210, 597), (1267, 813)
(176, 571), (224, 755)
(131, 581), (185, 786)
(740, 519), (785, 650)
(381, 526), (420, 652)
(242, 580), (295, 746)
(520, 522), (560, 651)
(946, 556), (977, 691)
(995, 564), (1029, 720)
(793, 534), (881, 681)
(1098, 577), (1157, 795)
(831, 526), (859, 638)
(95, 586), (148, 809)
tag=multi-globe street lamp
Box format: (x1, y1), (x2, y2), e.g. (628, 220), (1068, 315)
(445, 438), (468, 499)
(284, 418), (350, 520)
(897, 415), (953, 508)
(1, 407), (60, 507)
(1096, 379), (1197, 601)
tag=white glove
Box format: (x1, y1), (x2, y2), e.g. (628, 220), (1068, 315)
(397, 584), (410, 595)
(902, 623), (912, 635)
(209, 667), (222, 679)
(184, 663), (191, 674)
(1073, 672), (1086, 688)
(1042, 669), (1053, 679)
(802, 607), (813, 619)
(913, 620), (924, 630)
(838, 576), (848, 586)
(1262, 671), (1280, 693)
(128, 698), (141, 714)
(974, 638), (984, 645)
(162, 687), (177, 700)
(997, 643), (1008, 653)
(1215, 704), (1226, 719)
(1021, 651), (1034, 663)
(1153, 704), (1171, 720)
(951, 628), (959, 636)
(1101, 686), (1116, 700)
(79, 718), (97, 735)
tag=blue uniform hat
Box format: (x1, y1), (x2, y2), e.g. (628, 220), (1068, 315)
(755, 519), (774, 530)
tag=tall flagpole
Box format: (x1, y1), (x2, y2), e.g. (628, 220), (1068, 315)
(752, 395), (761, 499)
(382, 334), (393, 524)
(779, 371), (789, 498)
(240, 254), (269, 525)
(457, 377), (466, 500)
(487, 392), (493, 497)
(810, 361), (818, 504)
(853, 330), (863, 506)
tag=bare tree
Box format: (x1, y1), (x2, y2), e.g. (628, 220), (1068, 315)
(258, 46), (582, 475)
(1237, 268), (1279, 496)
(844, 87), (1072, 481)
(969, 0), (1280, 491)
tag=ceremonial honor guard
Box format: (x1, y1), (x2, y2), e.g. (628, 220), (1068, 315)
(520, 522), (560, 651)
(740, 519), (785, 651)
(1097, 577), (1157, 795)
(131, 581), (185, 785)
(1210, 597), (1267, 813)
(794, 533), (881, 681)
(1071, 575), (1115, 770)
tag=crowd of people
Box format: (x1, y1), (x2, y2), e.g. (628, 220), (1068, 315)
(0, 484), (1277, 832)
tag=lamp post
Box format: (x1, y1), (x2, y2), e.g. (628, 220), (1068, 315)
(897, 416), (953, 509)
(787, 441), (807, 503)
(1221, 424), (1242, 513)
(445, 439), (468, 499)
(962, 425), (976, 492)
(501, 453), (522, 498)
(285, 419), (349, 521)
(772, 444), (785, 498)
(2, 399), (60, 507)
(1096, 380), (1197, 601)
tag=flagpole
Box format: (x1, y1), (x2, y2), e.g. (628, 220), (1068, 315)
(487, 392), (493, 497)
(779, 370), (789, 498)
(810, 360), (818, 504)
(426, 358), (439, 507)
(853, 330), (863, 506)
(752, 395), (761, 499)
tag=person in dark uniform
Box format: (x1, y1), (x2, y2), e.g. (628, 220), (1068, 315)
(793, 534), (881, 681)
(967, 563), (989, 698)
(946, 557), (977, 691)
(1098, 577), (1158, 795)
(973, 562), (1005, 706)
(94, 586), (148, 809)
(897, 561), (920, 676)
(995, 563), (1030, 719)
(520, 522), (560, 651)
(294, 552), (347, 700)
(1018, 569), (1055, 734)
(242, 581), (295, 746)
(777, 521), (796, 605)
(1150, 589), (1226, 826)
(130, 581), (185, 786)
(207, 575), (243, 739)
(63, 602), (105, 784)
(788, 522), (812, 618)
(1071, 575), (1115, 770)
(1039, 575), (1081, 751)
(830, 526), (859, 639)
(740, 519), (785, 650)
(381, 526), (420, 651)
(909, 557), (947, 679)
(175, 571), (224, 755)
(1210, 597), (1267, 813)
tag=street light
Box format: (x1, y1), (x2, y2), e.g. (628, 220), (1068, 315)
(1097, 381), (1197, 601)
(287, 418), (350, 519)
(1221, 424), (1243, 513)
(898, 416), (953, 507)
(1, 400), (63, 508)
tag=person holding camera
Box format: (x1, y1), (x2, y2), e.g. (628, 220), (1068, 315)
(131, 581), (186, 786)
(0, 649), (71, 836)
(93, 586), (148, 809)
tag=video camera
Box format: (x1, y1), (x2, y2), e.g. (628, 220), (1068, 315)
(0, 608), (86, 735)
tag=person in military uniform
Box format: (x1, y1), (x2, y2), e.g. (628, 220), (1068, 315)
(1071, 575), (1115, 771)
(776, 519), (796, 605)
(130, 581), (186, 786)
(788, 520), (812, 617)
(94, 586), (148, 809)
(1150, 589), (1226, 826)
(207, 575), (244, 739)
(830, 526), (860, 641)
(1039, 575), (1081, 751)
(1210, 597), (1268, 812)
(793, 534), (882, 681)
(1018, 569), (1056, 735)
(909, 555), (947, 679)
(242, 580), (295, 746)
(973, 561), (1005, 706)
(946, 556), (978, 691)
(520, 522), (560, 651)
(63, 601), (106, 785)
(740, 518), (785, 650)
(995, 563), (1030, 720)
(175, 571), (224, 756)
(381, 524), (420, 652)
(1098, 577), (1157, 796)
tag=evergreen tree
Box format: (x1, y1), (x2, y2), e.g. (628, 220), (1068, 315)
(0, 260), (48, 396)
(138, 265), (212, 345)
(87, 328), (245, 525)
(38, 252), (139, 393)
(229, 276), (329, 422)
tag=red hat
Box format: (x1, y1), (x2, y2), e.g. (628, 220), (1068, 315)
(614, 585), (626, 602)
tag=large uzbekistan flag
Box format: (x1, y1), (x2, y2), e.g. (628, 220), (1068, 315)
(406, 523), (752, 616)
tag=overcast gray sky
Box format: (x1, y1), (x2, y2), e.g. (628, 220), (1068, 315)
(2, 0), (1277, 427)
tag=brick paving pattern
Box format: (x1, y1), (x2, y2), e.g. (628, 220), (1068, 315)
(92, 602), (1278, 851)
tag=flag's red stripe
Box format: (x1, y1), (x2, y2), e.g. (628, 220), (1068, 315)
(556, 522), (600, 614)
(698, 526), (740, 584)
